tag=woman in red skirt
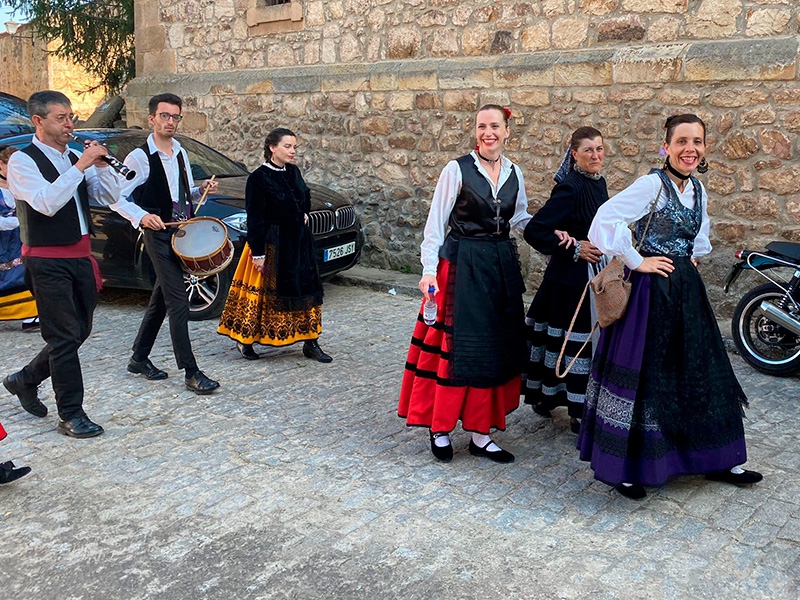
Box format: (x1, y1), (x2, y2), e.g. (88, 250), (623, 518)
(398, 105), (532, 463)
(0, 420), (31, 484)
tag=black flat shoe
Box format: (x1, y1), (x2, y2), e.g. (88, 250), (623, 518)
(614, 483), (647, 500)
(127, 358), (168, 380)
(706, 469), (763, 486)
(185, 371), (220, 395)
(0, 461), (31, 484)
(468, 439), (515, 464)
(237, 342), (260, 360)
(532, 403), (552, 418)
(430, 432), (453, 463)
(57, 415), (104, 439)
(303, 340), (332, 363)
(570, 417), (581, 434)
(3, 372), (47, 418)
(21, 317), (39, 331)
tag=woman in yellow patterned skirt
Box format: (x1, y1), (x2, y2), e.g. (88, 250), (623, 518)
(217, 128), (331, 363)
(0, 146), (38, 327)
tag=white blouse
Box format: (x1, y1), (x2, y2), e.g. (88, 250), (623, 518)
(0, 188), (19, 231)
(588, 173), (711, 270)
(420, 152), (532, 276)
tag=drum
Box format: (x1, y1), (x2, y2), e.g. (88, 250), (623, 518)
(171, 216), (234, 277)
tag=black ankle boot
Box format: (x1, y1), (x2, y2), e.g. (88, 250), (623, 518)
(303, 340), (332, 363)
(0, 461), (31, 484)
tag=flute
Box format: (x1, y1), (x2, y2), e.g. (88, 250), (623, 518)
(71, 134), (136, 180)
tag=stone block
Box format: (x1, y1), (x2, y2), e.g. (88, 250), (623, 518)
(141, 50), (177, 75)
(397, 72), (438, 91)
(617, 140), (640, 157)
(322, 75), (369, 93)
(707, 172), (737, 196)
(728, 193), (779, 220)
(370, 73), (396, 92)
(609, 87), (654, 102)
(657, 89), (701, 106)
(758, 166), (800, 194)
(439, 69), (493, 90)
(759, 130), (792, 159)
(552, 17), (589, 49)
(328, 93), (354, 111)
(282, 95), (308, 118)
(685, 38), (798, 82)
(719, 132), (759, 160)
(273, 75), (321, 94)
(137, 25), (167, 53)
(686, 0), (742, 38)
(244, 81), (274, 94)
(361, 116), (393, 136)
(387, 28), (421, 59)
(442, 91), (479, 112)
(511, 91), (550, 107)
(597, 16), (646, 44)
(747, 9), (793, 37)
(431, 28), (460, 57)
(414, 93), (441, 110)
(462, 27), (489, 56)
(740, 107), (777, 127)
(388, 133), (417, 150)
(580, 0), (619, 16)
(714, 222), (746, 243)
(622, 0), (687, 12)
(521, 22), (550, 52)
(573, 89), (607, 104)
(647, 16), (681, 43)
(612, 44), (685, 84)
(554, 51), (613, 87)
(180, 111), (207, 132)
(784, 111), (800, 133)
(495, 68), (554, 88)
(708, 90), (770, 108)
(389, 93), (415, 112)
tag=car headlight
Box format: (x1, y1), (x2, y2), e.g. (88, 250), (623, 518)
(222, 212), (247, 233)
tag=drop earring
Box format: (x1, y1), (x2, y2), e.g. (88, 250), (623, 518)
(697, 157), (708, 174)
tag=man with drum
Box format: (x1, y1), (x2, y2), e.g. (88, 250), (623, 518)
(3, 90), (121, 437)
(115, 93), (220, 394)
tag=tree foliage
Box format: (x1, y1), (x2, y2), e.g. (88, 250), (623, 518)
(3, 0), (135, 94)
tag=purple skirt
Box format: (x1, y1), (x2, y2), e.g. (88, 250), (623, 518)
(577, 258), (748, 487)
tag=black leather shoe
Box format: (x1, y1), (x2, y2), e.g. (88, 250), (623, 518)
(185, 371), (220, 395)
(570, 417), (581, 434)
(303, 340), (332, 363)
(57, 415), (104, 439)
(21, 317), (40, 331)
(0, 461), (31, 484)
(430, 432), (453, 463)
(3, 372), (47, 418)
(127, 358), (168, 380)
(237, 342), (260, 360)
(615, 483), (647, 500)
(532, 403), (552, 418)
(468, 439), (515, 463)
(706, 469), (763, 486)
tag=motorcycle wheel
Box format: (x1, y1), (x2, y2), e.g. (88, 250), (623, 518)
(731, 283), (800, 376)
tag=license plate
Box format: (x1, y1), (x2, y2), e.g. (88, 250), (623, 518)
(324, 242), (356, 262)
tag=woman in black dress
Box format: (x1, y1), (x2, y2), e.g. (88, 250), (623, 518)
(522, 127), (608, 433)
(218, 128), (331, 362)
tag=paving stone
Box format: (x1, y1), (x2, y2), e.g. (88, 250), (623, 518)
(0, 281), (798, 598)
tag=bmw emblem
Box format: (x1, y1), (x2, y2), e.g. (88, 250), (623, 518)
(325, 201), (334, 208)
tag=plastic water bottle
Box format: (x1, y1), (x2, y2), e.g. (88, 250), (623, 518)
(423, 286), (438, 325)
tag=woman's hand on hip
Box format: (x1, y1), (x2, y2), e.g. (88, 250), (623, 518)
(252, 256), (266, 274)
(578, 240), (603, 263)
(635, 256), (674, 278)
(419, 274), (438, 301)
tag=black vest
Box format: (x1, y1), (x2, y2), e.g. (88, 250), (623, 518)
(447, 154), (519, 238)
(130, 144), (192, 222)
(16, 143), (91, 246)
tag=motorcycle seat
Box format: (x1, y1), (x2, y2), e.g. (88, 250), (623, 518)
(766, 241), (800, 262)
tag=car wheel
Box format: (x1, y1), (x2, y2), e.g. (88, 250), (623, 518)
(185, 264), (233, 321)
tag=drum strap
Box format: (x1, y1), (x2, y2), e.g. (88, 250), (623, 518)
(176, 152), (192, 220)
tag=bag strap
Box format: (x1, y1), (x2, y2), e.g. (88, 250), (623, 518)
(555, 279), (598, 379)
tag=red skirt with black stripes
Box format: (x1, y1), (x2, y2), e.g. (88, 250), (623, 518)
(397, 259), (520, 435)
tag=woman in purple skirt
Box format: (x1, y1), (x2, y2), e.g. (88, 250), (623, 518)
(579, 114), (762, 499)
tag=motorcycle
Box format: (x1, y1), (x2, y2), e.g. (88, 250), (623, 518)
(725, 241), (800, 376)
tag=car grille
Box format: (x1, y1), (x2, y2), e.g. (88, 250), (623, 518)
(335, 206), (356, 229)
(309, 210), (335, 235)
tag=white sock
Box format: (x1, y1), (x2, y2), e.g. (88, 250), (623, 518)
(730, 466), (745, 475)
(471, 433), (501, 452)
(621, 482), (633, 488)
(433, 434), (451, 448)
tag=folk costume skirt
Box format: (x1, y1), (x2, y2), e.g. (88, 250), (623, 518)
(0, 420), (6, 441)
(398, 250), (525, 435)
(577, 257), (748, 487)
(523, 278), (592, 418)
(0, 228), (36, 321)
(217, 244), (322, 346)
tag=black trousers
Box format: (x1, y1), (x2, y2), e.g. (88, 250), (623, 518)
(132, 229), (197, 372)
(19, 256), (96, 420)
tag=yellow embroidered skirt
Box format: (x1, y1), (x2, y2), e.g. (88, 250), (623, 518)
(0, 289), (37, 321)
(217, 244), (322, 346)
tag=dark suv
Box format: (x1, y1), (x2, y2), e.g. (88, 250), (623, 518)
(0, 129), (363, 319)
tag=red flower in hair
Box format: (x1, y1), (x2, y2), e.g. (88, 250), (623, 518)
(475, 143), (480, 151)
(503, 107), (511, 119)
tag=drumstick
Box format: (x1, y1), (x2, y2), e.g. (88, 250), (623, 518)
(195, 175), (216, 211)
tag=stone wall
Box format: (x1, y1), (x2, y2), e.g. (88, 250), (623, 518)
(128, 0), (800, 314)
(0, 25), (105, 119)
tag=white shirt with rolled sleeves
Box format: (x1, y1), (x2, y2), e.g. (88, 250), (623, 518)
(420, 152), (532, 276)
(112, 134), (201, 228)
(7, 135), (122, 234)
(588, 172), (712, 271)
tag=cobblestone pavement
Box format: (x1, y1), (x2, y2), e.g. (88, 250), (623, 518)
(1, 275), (799, 600)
